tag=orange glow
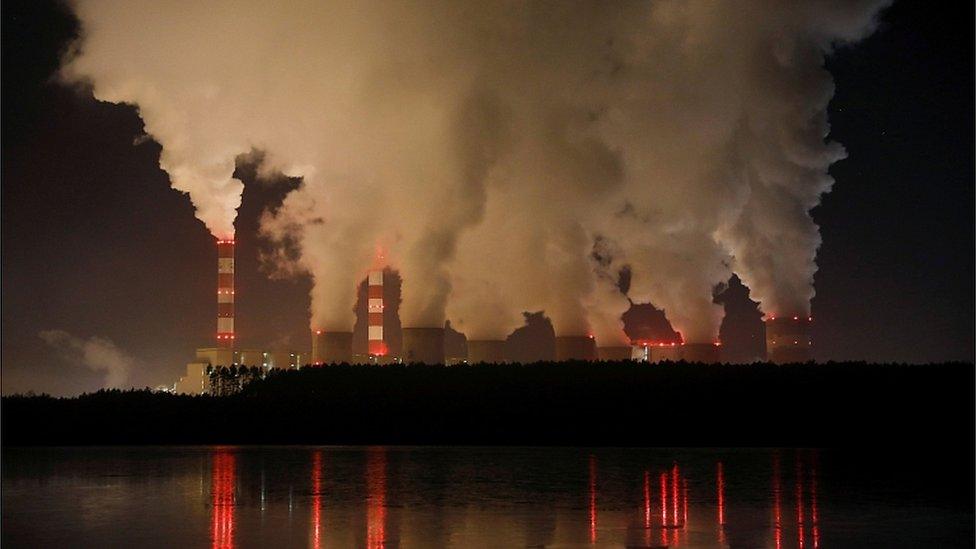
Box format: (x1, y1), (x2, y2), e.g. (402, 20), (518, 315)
(589, 455), (597, 544)
(211, 450), (235, 549)
(310, 450), (322, 549)
(811, 456), (820, 549)
(643, 470), (651, 528)
(797, 457), (805, 549)
(660, 472), (668, 546)
(366, 448), (387, 549)
(717, 461), (725, 525)
(368, 341), (388, 357)
(672, 464), (679, 528)
(773, 454), (782, 549)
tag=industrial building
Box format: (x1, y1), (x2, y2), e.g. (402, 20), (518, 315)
(173, 237), (817, 393)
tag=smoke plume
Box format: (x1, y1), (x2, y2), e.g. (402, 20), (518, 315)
(39, 330), (133, 388)
(62, 1), (887, 341)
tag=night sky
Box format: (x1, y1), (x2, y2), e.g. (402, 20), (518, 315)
(3, 0), (973, 395)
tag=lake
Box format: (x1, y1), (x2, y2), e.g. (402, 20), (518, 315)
(2, 446), (971, 547)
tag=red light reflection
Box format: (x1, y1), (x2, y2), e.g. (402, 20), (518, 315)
(367, 448), (387, 549)
(811, 455), (820, 549)
(797, 457), (805, 549)
(211, 450), (236, 549)
(589, 455), (597, 544)
(310, 450), (323, 549)
(773, 453), (782, 549)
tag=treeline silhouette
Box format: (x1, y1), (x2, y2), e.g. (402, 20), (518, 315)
(3, 361), (973, 448)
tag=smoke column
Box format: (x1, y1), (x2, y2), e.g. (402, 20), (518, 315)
(62, 1), (887, 341)
(39, 330), (133, 388)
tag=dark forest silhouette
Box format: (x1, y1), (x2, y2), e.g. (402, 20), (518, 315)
(4, 361), (972, 449)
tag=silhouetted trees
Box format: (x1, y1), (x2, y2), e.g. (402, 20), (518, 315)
(2, 361), (972, 448)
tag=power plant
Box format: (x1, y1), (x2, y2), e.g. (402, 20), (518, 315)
(764, 315), (813, 363)
(173, 238), (818, 394)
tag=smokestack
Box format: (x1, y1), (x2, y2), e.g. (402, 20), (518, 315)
(597, 346), (633, 361)
(554, 336), (597, 362)
(367, 269), (386, 357)
(216, 239), (235, 349)
(765, 316), (812, 363)
(311, 330), (353, 365)
(467, 340), (507, 364)
(402, 327), (445, 364)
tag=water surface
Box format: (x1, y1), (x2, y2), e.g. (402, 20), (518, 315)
(2, 446), (971, 547)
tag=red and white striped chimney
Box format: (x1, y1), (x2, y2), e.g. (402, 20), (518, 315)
(216, 239), (235, 348)
(367, 269), (385, 357)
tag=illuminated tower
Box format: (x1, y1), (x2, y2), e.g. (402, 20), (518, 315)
(367, 269), (386, 358)
(216, 238), (235, 348)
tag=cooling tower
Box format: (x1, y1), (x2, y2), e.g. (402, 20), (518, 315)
(765, 316), (812, 363)
(467, 340), (507, 364)
(402, 327), (445, 364)
(680, 343), (722, 364)
(367, 269), (387, 357)
(216, 239), (235, 349)
(554, 336), (597, 361)
(311, 330), (353, 364)
(597, 346), (633, 361)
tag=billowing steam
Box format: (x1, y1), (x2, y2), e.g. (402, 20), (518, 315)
(39, 330), (133, 388)
(62, 1), (886, 341)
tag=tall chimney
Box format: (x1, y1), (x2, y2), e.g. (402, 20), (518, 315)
(764, 316), (812, 363)
(367, 269), (386, 357)
(216, 239), (235, 349)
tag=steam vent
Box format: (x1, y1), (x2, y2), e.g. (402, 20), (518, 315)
(467, 340), (507, 364)
(402, 327), (445, 364)
(555, 336), (597, 362)
(765, 316), (813, 363)
(311, 330), (353, 365)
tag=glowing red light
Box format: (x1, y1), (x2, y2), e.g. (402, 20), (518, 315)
(589, 455), (598, 544)
(310, 450), (322, 549)
(717, 461), (725, 526)
(211, 450), (235, 549)
(793, 316), (799, 321)
(366, 448), (386, 549)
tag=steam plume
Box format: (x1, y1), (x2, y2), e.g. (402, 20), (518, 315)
(39, 330), (133, 388)
(62, 1), (887, 340)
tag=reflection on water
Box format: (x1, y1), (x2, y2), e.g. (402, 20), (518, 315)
(2, 446), (972, 548)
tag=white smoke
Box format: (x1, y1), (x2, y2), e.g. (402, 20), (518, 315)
(39, 330), (134, 388)
(62, 1), (887, 341)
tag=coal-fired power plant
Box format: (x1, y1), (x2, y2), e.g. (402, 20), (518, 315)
(765, 316), (813, 364)
(216, 239), (235, 348)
